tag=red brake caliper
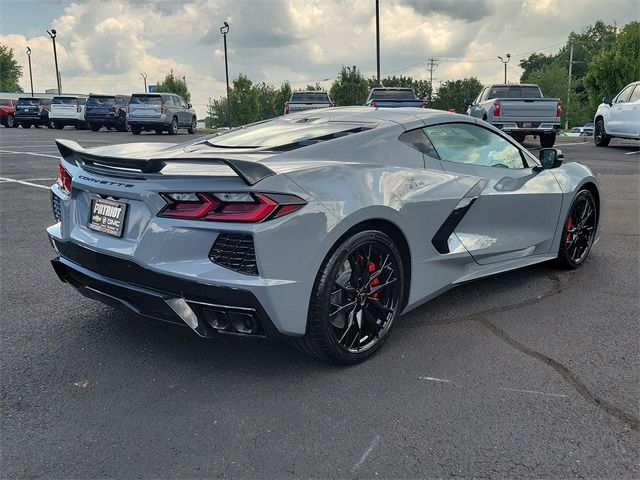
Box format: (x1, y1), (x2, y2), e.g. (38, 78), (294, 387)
(566, 217), (573, 242)
(369, 262), (380, 299)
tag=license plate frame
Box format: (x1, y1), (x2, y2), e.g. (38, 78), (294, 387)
(88, 198), (127, 237)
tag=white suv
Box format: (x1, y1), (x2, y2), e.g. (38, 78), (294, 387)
(594, 81), (640, 146)
(50, 96), (88, 130)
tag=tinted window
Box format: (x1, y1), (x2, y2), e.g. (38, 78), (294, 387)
(487, 86), (542, 99)
(424, 123), (525, 169)
(87, 96), (116, 106)
(177, 96), (187, 107)
(52, 97), (78, 105)
(614, 85), (634, 103)
(17, 98), (41, 106)
(290, 92), (330, 103)
(129, 94), (163, 105)
(207, 121), (367, 149)
(629, 85), (640, 103)
(370, 89), (417, 100)
(398, 129), (440, 158)
(0, 99), (12, 106)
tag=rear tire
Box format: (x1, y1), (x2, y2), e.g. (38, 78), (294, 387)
(130, 125), (142, 135)
(54, 122), (64, 130)
(115, 123), (126, 132)
(168, 117), (178, 135)
(187, 117), (197, 134)
(540, 132), (556, 148)
(4, 114), (16, 128)
(21, 122), (32, 129)
(556, 190), (597, 269)
(90, 123), (101, 132)
(510, 132), (526, 143)
(291, 230), (404, 364)
(594, 119), (610, 147)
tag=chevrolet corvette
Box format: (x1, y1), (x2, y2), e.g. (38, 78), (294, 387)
(48, 107), (600, 363)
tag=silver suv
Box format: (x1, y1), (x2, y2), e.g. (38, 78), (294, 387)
(127, 93), (197, 135)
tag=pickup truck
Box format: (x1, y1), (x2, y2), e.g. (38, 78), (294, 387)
(465, 84), (561, 147)
(284, 91), (334, 115)
(593, 80), (640, 147)
(366, 87), (426, 108)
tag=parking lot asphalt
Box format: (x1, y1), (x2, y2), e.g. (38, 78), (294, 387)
(1, 126), (638, 479)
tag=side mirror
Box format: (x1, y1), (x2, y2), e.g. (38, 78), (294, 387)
(538, 148), (564, 169)
(603, 96), (613, 106)
(464, 98), (474, 106)
(187, 103), (192, 109)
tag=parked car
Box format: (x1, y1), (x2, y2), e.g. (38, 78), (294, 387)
(570, 123), (594, 136)
(594, 81), (640, 146)
(284, 91), (334, 114)
(85, 94), (130, 132)
(127, 93), (196, 135)
(14, 97), (52, 128)
(365, 87), (426, 108)
(466, 84), (561, 147)
(0, 99), (17, 128)
(50, 96), (88, 130)
(48, 107), (600, 364)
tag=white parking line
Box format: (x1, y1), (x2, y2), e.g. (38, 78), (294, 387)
(624, 150), (640, 155)
(498, 387), (568, 398)
(0, 150), (59, 158)
(0, 177), (51, 190)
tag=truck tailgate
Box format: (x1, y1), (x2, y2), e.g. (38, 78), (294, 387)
(500, 99), (558, 118)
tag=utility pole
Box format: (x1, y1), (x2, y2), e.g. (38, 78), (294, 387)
(565, 41), (574, 130)
(26, 47), (34, 97)
(375, 0), (381, 86)
(427, 58), (438, 103)
(47, 29), (62, 94)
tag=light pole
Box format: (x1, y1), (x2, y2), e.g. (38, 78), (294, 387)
(220, 21), (231, 128)
(375, 0), (381, 86)
(46, 29), (62, 94)
(26, 47), (34, 97)
(140, 72), (147, 92)
(498, 53), (511, 83)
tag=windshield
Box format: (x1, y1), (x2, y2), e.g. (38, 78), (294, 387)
(87, 96), (116, 106)
(0, 99), (12, 106)
(487, 86), (542, 99)
(206, 120), (366, 149)
(370, 89), (417, 100)
(290, 92), (330, 103)
(52, 97), (78, 105)
(129, 95), (162, 105)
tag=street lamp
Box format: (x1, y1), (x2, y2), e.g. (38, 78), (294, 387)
(26, 47), (34, 97)
(375, 0), (381, 86)
(498, 53), (511, 84)
(220, 21), (231, 128)
(46, 29), (62, 94)
(140, 72), (147, 92)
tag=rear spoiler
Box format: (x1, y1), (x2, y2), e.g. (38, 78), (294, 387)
(55, 139), (276, 186)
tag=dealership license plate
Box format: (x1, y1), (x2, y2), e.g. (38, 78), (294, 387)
(88, 198), (127, 237)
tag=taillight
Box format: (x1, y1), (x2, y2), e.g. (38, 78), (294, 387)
(421, 100), (428, 108)
(76, 104), (81, 113)
(161, 104), (167, 114)
(556, 101), (562, 117)
(370, 100), (377, 108)
(158, 192), (306, 223)
(57, 163), (72, 195)
(283, 102), (289, 115)
(493, 100), (501, 117)
(329, 102), (335, 107)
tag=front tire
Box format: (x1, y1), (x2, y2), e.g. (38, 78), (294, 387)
(54, 122), (64, 130)
(540, 132), (556, 148)
(594, 119), (611, 147)
(89, 123), (101, 132)
(556, 190), (597, 269)
(292, 230), (404, 364)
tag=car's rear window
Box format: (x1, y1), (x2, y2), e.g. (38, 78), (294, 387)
(129, 95), (163, 105)
(370, 89), (417, 100)
(87, 96), (116, 106)
(115, 96), (130, 106)
(487, 86), (542, 99)
(17, 98), (41, 106)
(206, 120), (369, 149)
(52, 97), (78, 105)
(290, 92), (330, 103)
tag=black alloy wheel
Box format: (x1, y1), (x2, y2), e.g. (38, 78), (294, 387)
(594, 119), (610, 147)
(557, 190), (597, 269)
(293, 230), (404, 363)
(5, 114), (15, 128)
(168, 117), (178, 135)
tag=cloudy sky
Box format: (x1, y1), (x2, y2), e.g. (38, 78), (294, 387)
(1, 0), (637, 117)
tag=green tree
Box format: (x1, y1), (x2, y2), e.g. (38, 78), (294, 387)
(274, 81), (292, 115)
(154, 70), (191, 103)
(0, 44), (23, 92)
(254, 81), (278, 120)
(431, 77), (483, 113)
(584, 21), (640, 109)
(329, 66), (369, 106)
(519, 52), (556, 82)
(303, 83), (324, 91)
(207, 74), (260, 127)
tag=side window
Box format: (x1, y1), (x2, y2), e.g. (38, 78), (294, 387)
(424, 123), (526, 169)
(177, 96), (187, 108)
(615, 85), (634, 103)
(398, 129), (440, 159)
(628, 85), (640, 103)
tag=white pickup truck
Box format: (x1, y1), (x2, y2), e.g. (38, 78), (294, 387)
(594, 81), (640, 147)
(465, 84), (561, 147)
(284, 91), (334, 115)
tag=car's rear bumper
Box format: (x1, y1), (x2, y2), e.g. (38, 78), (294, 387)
(49, 237), (287, 339)
(15, 114), (48, 123)
(127, 117), (169, 128)
(85, 115), (126, 126)
(493, 121), (560, 134)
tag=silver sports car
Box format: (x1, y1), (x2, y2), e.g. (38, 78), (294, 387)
(48, 107), (601, 363)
